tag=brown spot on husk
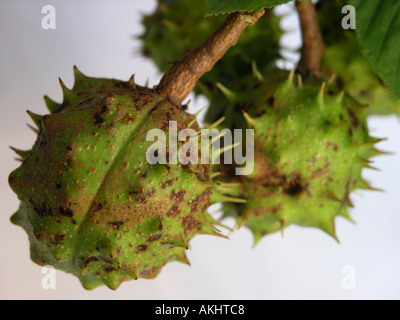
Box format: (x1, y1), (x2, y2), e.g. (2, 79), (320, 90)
(283, 173), (304, 196)
(93, 104), (108, 125)
(170, 189), (186, 204)
(190, 189), (211, 214)
(109, 221), (123, 230)
(182, 215), (201, 235)
(347, 108), (359, 128)
(82, 256), (99, 267)
(59, 206), (73, 218)
(29, 199), (53, 217)
(161, 179), (174, 189)
(148, 234), (162, 242)
(103, 266), (116, 273)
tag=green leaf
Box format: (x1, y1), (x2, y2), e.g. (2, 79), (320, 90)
(206, 0), (305, 16)
(349, 0), (400, 99)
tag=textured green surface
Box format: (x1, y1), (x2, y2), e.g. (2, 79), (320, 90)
(205, 0), (305, 16)
(140, 0), (282, 97)
(209, 69), (380, 244)
(9, 67), (222, 290)
(348, 0), (400, 99)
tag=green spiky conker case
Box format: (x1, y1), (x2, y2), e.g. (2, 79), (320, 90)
(206, 69), (382, 245)
(9, 67), (224, 290)
(241, 73), (379, 243)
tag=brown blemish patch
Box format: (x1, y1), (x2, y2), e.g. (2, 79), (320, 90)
(78, 97), (95, 108)
(170, 189), (186, 203)
(137, 244), (147, 253)
(147, 188), (156, 197)
(248, 142), (308, 197)
(59, 205), (73, 218)
(87, 193), (169, 230)
(182, 215), (201, 235)
(191, 164), (211, 182)
(34, 229), (65, 246)
(347, 109), (359, 128)
(128, 185), (143, 196)
(33, 230), (46, 242)
(88, 167), (97, 174)
(109, 221), (123, 230)
(283, 173), (304, 196)
(260, 231), (269, 238)
(167, 189), (186, 217)
(167, 204), (181, 217)
(103, 266), (116, 273)
(29, 199), (53, 217)
(161, 112), (173, 131)
(267, 96), (275, 107)
(132, 90), (157, 111)
(92, 202), (103, 213)
(312, 167), (328, 179)
(190, 189), (211, 214)
(54, 234), (66, 242)
(82, 256), (99, 267)
(140, 171), (147, 179)
(251, 205), (281, 217)
(161, 179), (173, 189)
(157, 217), (164, 231)
(93, 104), (108, 126)
(147, 234), (162, 242)
(334, 144), (339, 151)
(136, 188), (156, 204)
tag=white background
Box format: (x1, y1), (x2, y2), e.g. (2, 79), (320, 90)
(0, 0), (399, 300)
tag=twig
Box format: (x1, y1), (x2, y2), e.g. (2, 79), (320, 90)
(296, 0), (325, 77)
(157, 10), (265, 106)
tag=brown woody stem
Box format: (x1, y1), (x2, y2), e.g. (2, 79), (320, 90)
(157, 10), (265, 106)
(296, 0), (325, 77)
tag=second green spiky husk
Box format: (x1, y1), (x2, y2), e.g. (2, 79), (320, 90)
(209, 67), (384, 244)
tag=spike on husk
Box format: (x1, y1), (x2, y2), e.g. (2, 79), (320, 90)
(26, 110), (43, 128)
(318, 81), (326, 106)
(43, 96), (60, 113)
(128, 75), (137, 90)
(216, 83), (237, 103)
(73, 65), (86, 81)
(26, 123), (39, 134)
(10, 147), (30, 160)
(242, 111), (255, 127)
(252, 60), (264, 81)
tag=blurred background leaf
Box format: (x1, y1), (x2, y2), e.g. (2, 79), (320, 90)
(349, 0), (400, 99)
